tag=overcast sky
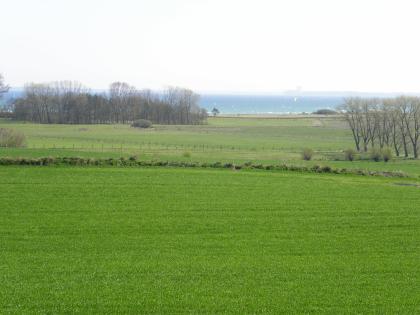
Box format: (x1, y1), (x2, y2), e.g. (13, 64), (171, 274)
(1, 0), (420, 93)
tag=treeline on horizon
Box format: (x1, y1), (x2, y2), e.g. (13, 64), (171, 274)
(340, 96), (420, 158)
(8, 81), (208, 125)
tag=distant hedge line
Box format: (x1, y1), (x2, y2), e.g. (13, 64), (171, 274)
(0, 156), (409, 178)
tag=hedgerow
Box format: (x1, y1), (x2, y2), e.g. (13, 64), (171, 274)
(0, 157), (409, 178)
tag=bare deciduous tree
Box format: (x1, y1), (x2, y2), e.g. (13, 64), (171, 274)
(12, 81), (207, 125)
(340, 97), (362, 151)
(404, 97), (420, 158)
(395, 96), (410, 157)
(340, 96), (420, 159)
(358, 98), (377, 152)
(384, 99), (402, 157)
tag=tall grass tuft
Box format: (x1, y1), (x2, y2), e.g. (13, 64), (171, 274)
(302, 148), (314, 161)
(0, 128), (26, 147)
(344, 148), (357, 161)
(131, 119), (152, 128)
(382, 147), (393, 162)
(182, 151), (192, 158)
(370, 148), (382, 162)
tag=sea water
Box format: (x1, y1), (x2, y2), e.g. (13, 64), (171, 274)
(200, 95), (343, 114)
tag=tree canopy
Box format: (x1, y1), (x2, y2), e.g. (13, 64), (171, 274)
(12, 81), (207, 125)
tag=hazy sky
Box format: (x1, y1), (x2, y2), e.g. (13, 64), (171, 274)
(1, 0), (420, 93)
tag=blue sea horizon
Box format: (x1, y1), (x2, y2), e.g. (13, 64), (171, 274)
(4, 88), (405, 115)
(199, 95), (343, 114)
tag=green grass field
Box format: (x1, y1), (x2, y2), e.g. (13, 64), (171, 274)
(1, 166), (420, 313)
(0, 116), (352, 158)
(1, 117), (420, 313)
(1, 117), (419, 176)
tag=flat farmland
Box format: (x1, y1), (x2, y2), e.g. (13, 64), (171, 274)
(1, 166), (419, 313)
(1, 117), (419, 176)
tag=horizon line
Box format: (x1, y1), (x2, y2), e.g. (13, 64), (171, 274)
(6, 86), (420, 96)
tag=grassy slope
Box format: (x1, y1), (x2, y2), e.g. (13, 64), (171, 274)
(1, 167), (419, 313)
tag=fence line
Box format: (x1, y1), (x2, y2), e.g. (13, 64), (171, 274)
(0, 142), (305, 154)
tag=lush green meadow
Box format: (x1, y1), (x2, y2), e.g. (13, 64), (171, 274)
(1, 117), (419, 176)
(1, 166), (419, 313)
(1, 116), (420, 313)
(0, 116), (352, 159)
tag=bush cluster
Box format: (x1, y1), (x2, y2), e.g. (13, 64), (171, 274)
(370, 148), (382, 162)
(0, 157), (408, 178)
(382, 147), (393, 162)
(302, 148), (314, 161)
(369, 147), (393, 162)
(312, 109), (337, 115)
(0, 128), (26, 147)
(131, 119), (152, 129)
(344, 148), (357, 161)
(182, 151), (192, 158)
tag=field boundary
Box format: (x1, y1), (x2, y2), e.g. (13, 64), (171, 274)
(0, 156), (410, 178)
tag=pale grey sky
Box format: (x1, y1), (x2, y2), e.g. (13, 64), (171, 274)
(1, 0), (420, 93)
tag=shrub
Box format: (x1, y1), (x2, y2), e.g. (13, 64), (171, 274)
(311, 165), (321, 172)
(302, 148), (314, 161)
(0, 128), (26, 147)
(320, 165), (332, 173)
(382, 147), (393, 162)
(182, 151), (191, 158)
(370, 148), (382, 162)
(131, 119), (152, 129)
(344, 148), (356, 161)
(0, 112), (14, 119)
(312, 109), (337, 115)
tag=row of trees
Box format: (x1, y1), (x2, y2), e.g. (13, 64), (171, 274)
(340, 97), (420, 158)
(11, 81), (207, 125)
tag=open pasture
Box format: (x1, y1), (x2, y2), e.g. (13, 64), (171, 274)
(0, 116), (351, 156)
(1, 116), (419, 176)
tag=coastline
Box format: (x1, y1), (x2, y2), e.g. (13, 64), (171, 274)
(210, 113), (343, 119)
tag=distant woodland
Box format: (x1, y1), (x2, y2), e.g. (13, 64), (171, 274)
(4, 80), (207, 125)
